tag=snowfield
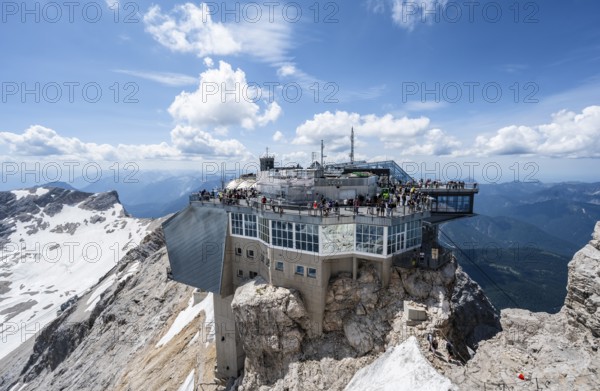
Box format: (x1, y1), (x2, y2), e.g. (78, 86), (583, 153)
(0, 188), (151, 360)
(344, 336), (457, 391)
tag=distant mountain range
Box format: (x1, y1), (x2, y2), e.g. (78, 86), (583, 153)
(441, 181), (600, 313)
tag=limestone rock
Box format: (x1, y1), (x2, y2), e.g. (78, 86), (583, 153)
(564, 221), (600, 337)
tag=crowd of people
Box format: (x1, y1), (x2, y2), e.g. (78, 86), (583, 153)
(196, 177), (477, 217)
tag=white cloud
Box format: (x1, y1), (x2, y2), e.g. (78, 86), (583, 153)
(113, 69), (197, 86)
(272, 131), (285, 142)
(471, 106), (600, 158)
(404, 128), (461, 156)
(143, 3), (241, 56)
(203, 57), (214, 67)
(0, 125), (180, 160)
(277, 64), (297, 77)
(170, 125), (248, 156)
(293, 111), (431, 150)
(143, 3), (292, 64)
(393, 0), (449, 30)
(168, 60), (281, 131)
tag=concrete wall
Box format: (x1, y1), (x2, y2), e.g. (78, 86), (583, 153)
(213, 294), (244, 379)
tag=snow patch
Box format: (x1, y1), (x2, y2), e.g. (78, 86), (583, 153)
(0, 194), (150, 360)
(177, 369), (194, 391)
(11, 187), (49, 200)
(156, 292), (214, 348)
(344, 336), (457, 391)
(85, 275), (117, 312)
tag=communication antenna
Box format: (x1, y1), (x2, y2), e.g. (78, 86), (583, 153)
(321, 140), (327, 167)
(350, 127), (355, 164)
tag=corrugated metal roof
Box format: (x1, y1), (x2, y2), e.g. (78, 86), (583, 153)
(162, 204), (227, 294)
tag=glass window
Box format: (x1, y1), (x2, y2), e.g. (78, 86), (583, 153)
(237, 269), (243, 277)
(246, 249), (255, 259)
(406, 220), (422, 248)
(272, 220), (294, 248)
(231, 213), (243, 235)
(295, 265), (305, 276)
(387, 224), (405, 254)
(356, 224), (384, 254)
(307, 267), (317, 278)
(249, 271), (258, 279)
(259, 217), (270, 243)
(295, 224), (319, 252)
(275, 261), (284, 271)
(235, 247), (242, 256)
(244, 214), (257, 237)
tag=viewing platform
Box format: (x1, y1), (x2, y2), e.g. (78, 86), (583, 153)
(188, 195), (431, 227)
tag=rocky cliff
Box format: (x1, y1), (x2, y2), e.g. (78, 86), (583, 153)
(443, 221), (600, 390)
(0, 224), (218, 391)
(231, 261), (500, 391)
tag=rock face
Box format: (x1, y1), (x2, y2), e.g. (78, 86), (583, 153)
(443, 221), (600, 390)
(0, 226), (218, 391)
(564, 221), (600, 336)
(231, 278), (311, 390)
(231, 260), (501, 391)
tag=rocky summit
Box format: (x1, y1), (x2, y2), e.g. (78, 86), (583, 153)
(1, 189), (598, 391)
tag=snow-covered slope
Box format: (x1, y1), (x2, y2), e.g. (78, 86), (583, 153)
(344, 337), (457, 391)
(0, 187), (151, 360)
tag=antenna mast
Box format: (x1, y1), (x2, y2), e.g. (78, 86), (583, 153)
(350, 127), (355, 164)
(320, 140), (327, 167)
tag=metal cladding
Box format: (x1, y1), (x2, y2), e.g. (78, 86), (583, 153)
(162, 204), (227, 294)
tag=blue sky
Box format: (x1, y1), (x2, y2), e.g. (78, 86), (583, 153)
(1, 0), (600, 184)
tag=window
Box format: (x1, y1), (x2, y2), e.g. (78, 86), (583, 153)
(237, 269), (244, 277)
(247, 249), (255, 259)
(235, 247), (242, 256)
(275, 261), (284, 271)
(232, 213), (257, 237)
(406, 220), (422, 249)
(356, 224), (384, 255)
(295, 265), (305, 276)
(249, 271), (258, 279)
(231, 213), (243, 235)
(307, 267), (317, 278)
(244, 214), (257, 237)
(259, 217), (270, 243)
(272, 220), (294, 248)
(387, 224), (405, 255)
(295, 224), (319, 252)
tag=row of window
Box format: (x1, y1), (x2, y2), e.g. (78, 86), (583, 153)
(356, 224), (384, 255)
(231, 213), (257, 237)
(406, 220), (422, 249)
(238, 263), (317, 279)
(275, 261), (317, 278)
(387, 224), (405, 255)
(434, 195), (472, 213)
(231, 214), (421, 256)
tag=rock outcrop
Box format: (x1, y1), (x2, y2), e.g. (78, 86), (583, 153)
(443, 221), (600, 390)
(564, 221), (600, 336)
(231, 279), (312, 390)
(0, 225), (218, 391)
(231, 260), (501, 391)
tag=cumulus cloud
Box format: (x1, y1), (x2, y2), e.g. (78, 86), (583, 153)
(272, 131), (285, 142)
(143, 3), (292, 64)
(168, 60), (281, 131)
(0, 125), (180, 161)
(293, 111), (431, 152)
(170, 125), (248, 156)
(472, 106), (600, 158)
